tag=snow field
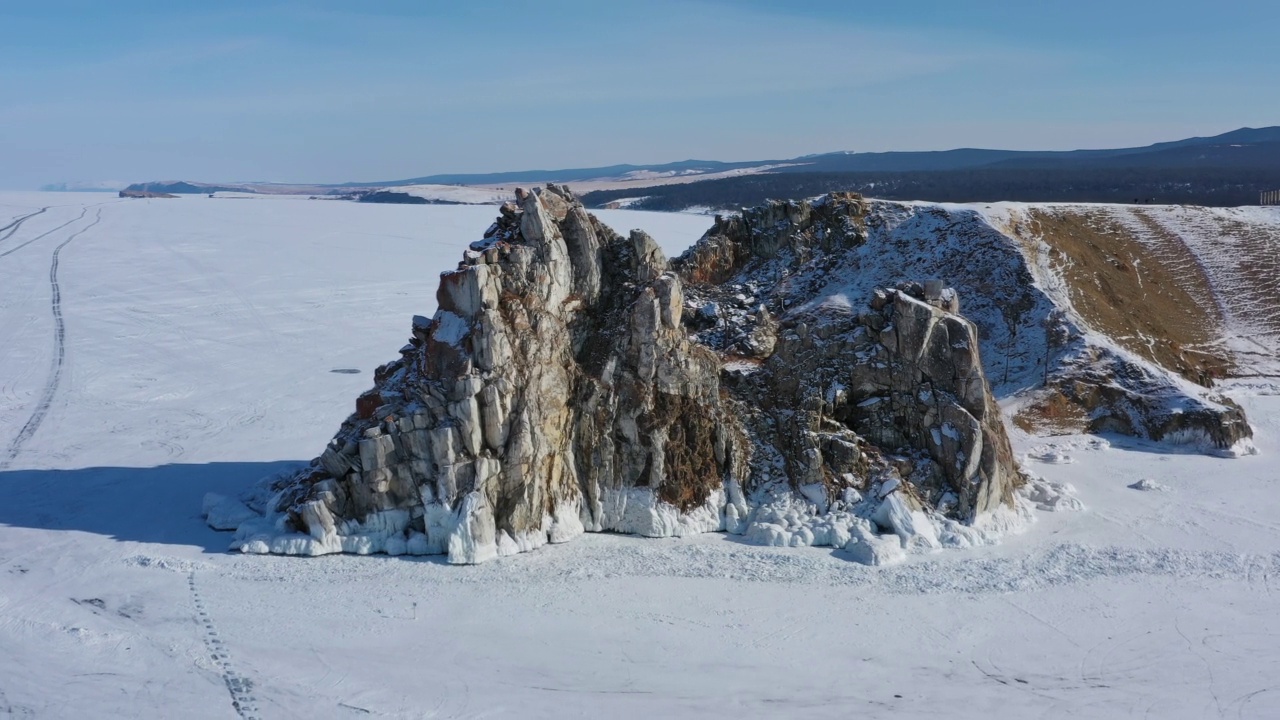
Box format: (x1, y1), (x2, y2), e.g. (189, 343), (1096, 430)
(1, 193), (1279, 718)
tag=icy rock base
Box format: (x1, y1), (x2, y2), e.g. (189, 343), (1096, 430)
(1022, 475), (1085, 512)
(1160, 428), (1259, 457)
(227, 486), (718, 565)
(232, 508), (420, 558)
(842, 527), (907, 567)
(588, 487), (727, 537)
(728, 483), (1034, 564)
(730, 476), (1084, 563)
(218, 475), (1082, 566)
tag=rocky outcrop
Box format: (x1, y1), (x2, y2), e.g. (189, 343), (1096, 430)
(218, 189), (1260, 566)
(233, 185), (748, 563)
(704, 284), (1024, 554)
(1033, 350), (1253, 451)
(226, 191), (1052, 564)
(676, 198), (1021, 531)
(678, 192), (868, 286)
(827, 287), (1017, 518)
(677, 196), (1253, 455)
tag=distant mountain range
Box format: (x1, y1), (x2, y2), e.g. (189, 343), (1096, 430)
(313, 126), (1278, 185)
(765, 126), (1280, 173)
(110, 126), (1280, 207)
(371, 126), (1280, 183)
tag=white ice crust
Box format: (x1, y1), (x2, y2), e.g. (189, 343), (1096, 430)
(220, 468), (1082, 567)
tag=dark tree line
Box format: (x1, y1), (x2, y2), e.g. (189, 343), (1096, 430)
(581, 167), (1280, 211)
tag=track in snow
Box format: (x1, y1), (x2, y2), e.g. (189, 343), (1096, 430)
(0, 208), (88, 259)
(188, 571), (261, 720)
(0, 207), (48, 245)
(0, 208), (103, 469)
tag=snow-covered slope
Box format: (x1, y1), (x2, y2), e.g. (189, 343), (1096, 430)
(3, 192), (1280, 718)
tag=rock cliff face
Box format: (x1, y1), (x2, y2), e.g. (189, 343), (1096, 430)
(234, 186), (749, 563)
(223, 191), (1058, 564)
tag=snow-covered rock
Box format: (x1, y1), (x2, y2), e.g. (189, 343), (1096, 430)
(842, 524), (907, 567)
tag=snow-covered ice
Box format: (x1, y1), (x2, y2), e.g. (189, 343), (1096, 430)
(2, 192), (1279, 718)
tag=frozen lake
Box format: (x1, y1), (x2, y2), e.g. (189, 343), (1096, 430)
(1, 192), (1278, 719)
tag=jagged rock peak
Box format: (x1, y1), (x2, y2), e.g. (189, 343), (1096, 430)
(676, 192), (869, 286)
(234, 184), (750, 563)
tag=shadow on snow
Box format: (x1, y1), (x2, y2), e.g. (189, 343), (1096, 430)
(0, 461), (302, 554)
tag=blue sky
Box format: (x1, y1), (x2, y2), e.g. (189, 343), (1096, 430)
(1, 0), (1277, 188)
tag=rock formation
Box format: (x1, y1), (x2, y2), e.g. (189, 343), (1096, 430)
(233, 185), (751, 563)
(675, 196), (1253, 455)
(230, 188), (1245, 565)
(672, 196), (1025, 551)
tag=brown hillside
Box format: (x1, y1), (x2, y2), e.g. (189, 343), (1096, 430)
(1017, 208), (1232, 385)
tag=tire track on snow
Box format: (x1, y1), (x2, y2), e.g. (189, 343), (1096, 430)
(0, 208), (103, 469)
(0, 200), (124, 259)
(0, 206), (48, 245)
(0, 208), (88, 259)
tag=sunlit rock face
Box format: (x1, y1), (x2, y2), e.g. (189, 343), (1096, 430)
(238, 185), (749, 563)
